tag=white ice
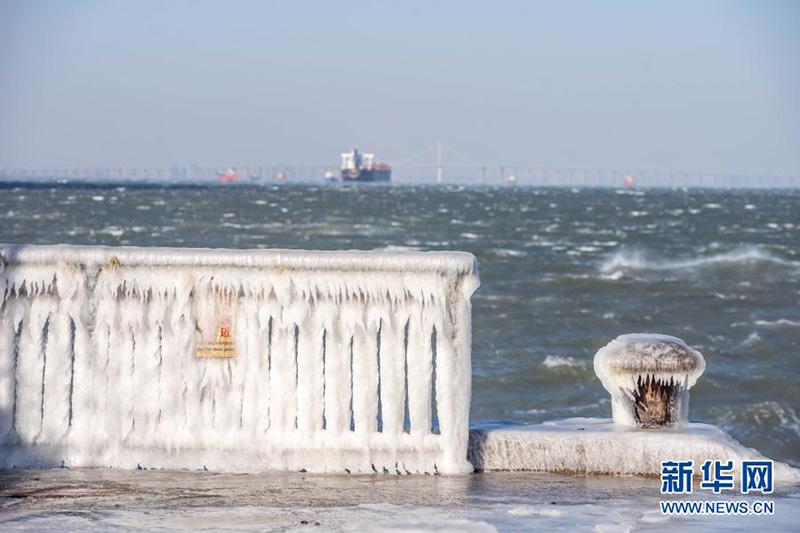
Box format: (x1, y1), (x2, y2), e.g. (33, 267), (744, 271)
(468, 418), (800, 487)
(0, 243), (480, 474)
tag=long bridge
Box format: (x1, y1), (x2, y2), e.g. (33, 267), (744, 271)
(1, 142), (798, 188)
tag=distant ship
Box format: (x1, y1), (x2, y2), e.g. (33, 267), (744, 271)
(324, 170), (337, 183)
(218, 168), (238, 183)
(624, 174), (635, 186)
(341, 147), (391, 182)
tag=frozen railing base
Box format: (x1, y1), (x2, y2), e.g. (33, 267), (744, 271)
(0, 244), (479, 475)
(0, 440), (452, 474)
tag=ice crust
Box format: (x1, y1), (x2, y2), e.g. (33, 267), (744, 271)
(468, 419), (800, 486)
(0, 243), (480, 474)
(593, 334), (705, 427)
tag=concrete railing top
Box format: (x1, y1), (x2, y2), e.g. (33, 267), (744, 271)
(0, 243), (478, 276)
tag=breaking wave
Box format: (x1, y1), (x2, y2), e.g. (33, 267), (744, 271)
(716, 402), (800, 439)
(600, 246), (798, 274)
(490, 248), (527, 258)
(542, 355), (587, 369)
(755, 318), (800, 328)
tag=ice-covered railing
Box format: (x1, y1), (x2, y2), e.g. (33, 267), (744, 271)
(0, 243), (479, 474)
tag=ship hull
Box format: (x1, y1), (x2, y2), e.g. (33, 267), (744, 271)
(341, 168), (391, 182)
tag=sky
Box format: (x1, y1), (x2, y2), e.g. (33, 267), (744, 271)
(1, 0), (799, 180)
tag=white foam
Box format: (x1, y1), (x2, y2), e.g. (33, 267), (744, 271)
(600, 246), (797, 274)
(491, 249), (526, 258)
(543, 355), (585, 369)
(717, 401), (800, 439)
(741, 331), (761, 346)
(755, 318), (800, 328)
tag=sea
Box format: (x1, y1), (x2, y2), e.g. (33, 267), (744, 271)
(1, 182), (799, 531)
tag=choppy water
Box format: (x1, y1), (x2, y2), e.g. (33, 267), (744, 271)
(1, 183), (799, 468)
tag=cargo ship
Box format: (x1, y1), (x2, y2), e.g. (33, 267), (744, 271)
(340, 147), (391, 182)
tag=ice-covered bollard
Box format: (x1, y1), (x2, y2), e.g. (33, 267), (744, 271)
(594, 334), (705, 428)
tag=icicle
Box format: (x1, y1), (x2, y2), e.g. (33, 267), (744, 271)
(268, 295), (298, 450)
(296, 297), (322, 437)
(0, 298), (28, 444)
(255, 301), (272, 437)
(237, 297), (261, 440)
(352, 302), (379, 438)
(16, 296), (56, 444)
(134, 293), (165, 446)
(380, 301), (407, 442)
(321, 302), (342, 439)
(404, 299), (437, 473)
(116, 297), (141, 444)
(406, 300), (432, 439)
(0, 313), (14, 443)
(156, 294), (182, 450)
(38, 299), (72, 444)
(66, 267), (91, 452)
(171, 274), (195, 449)
(215, 292), (248, 450)
(88, 271), (116, 449)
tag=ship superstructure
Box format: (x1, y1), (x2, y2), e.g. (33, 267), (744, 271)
(340, 147), (391, 182)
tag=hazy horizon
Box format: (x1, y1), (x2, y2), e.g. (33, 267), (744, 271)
(2, 1), (799, 182)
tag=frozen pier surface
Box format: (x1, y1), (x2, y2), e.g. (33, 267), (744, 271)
(0, 243), (480, 474)
(468, 418), (800, 486)
(4, 468), (799, 532)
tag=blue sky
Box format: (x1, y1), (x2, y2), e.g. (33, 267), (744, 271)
(1, 0), (798, 178)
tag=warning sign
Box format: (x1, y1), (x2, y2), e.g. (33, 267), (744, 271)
(195, 288), (237, 359)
